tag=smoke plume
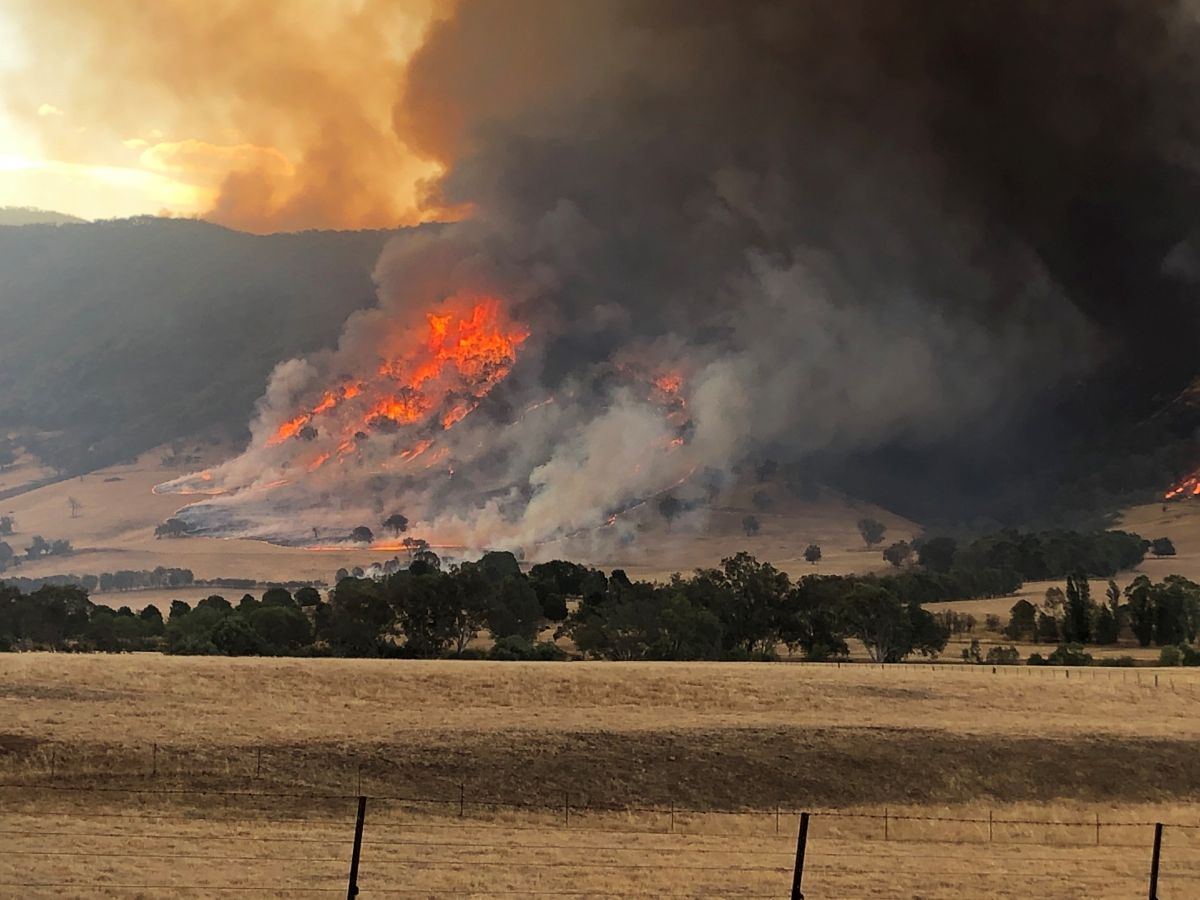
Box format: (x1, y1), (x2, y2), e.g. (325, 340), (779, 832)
(3, 0), (447, 231)
(156, 0), (1200, 551)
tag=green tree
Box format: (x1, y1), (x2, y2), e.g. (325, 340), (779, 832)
(917, 537), (957, 574)
(780, 575), (849, 661)
(295, 586), (321, 607)
(841, 583), (947, 662)
(1004, 599), (1037, 640)
(387, 571), (458, 657)
(261, 587), (297, 609)
(1035, 611), (1059, 644)
(487, 576), (543, 642)
(710, 552), (790, 656)
(803, 543), (822, 565)
(382, 513), (409, 536)
(882, 541), (912, 568)
(857, 518), (886, 548)
(742, 515), (760, 537)
(212, 614), (269, 655)
(247, 605), (312, 651)
(138, 605), (164, 636)
(0, 541), (13, 571)
(1125, 575), (1155, 647)
(350, 525), (374, 544)
(327, 578), (391, 656)
(1062, 575), (1093, 644)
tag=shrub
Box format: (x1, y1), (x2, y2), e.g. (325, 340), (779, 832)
(487, 636), (567, 661)
(1158, 645), (1183, 667)
(1047, 643), (1093, 666)
(1098, 656), (1136, 667)
(985, 645), (1020, 665)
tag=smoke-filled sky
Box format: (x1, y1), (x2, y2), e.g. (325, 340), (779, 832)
(0, 0), (446, 227)
(132, 0), (1200, 550)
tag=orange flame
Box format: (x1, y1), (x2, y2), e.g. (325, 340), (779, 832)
(1165, 471), (1200, 500)
(266, 295), (528, 464)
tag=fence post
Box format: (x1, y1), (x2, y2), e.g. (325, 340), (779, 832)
(1095, 813), (1100, 846)
(1148, 822), (1163, 900)
(884, 807), (889, 841)
(256, 747), (262, 778)
(459, 783), (465, 818)
(49, 745), (56, 779)
(776, 804), (781, 835)
(790, 812), (810, 900)
(346, 795), (367, 899)
(152, 742), (158, 777)
(988, 810), (993, 843)
(564, 791), (570, 828)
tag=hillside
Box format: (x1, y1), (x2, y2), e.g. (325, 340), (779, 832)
(0, 442), (918, 593)
(0, 206), (87, 226)
(0, 217), (413, 473)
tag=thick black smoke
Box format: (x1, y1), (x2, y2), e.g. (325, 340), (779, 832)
(399, 0), (1200, 506)
(167, 0), (1200, 545)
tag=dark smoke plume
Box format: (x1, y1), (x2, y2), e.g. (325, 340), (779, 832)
(165, 0), (1200, 547)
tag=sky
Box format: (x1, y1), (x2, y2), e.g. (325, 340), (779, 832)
(0, 1), (444, 228)
(0, 10), (206, 220)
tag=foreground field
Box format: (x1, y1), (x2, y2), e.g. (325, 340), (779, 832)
(3, 655), (1199, 897)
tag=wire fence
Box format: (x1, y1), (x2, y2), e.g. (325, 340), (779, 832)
(0, 782), (1197, 897)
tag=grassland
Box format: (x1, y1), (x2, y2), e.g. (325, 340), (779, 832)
(1, 442), (919, 589)
(3, 655), (1199, 897)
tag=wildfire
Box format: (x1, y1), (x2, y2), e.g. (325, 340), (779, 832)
(263, 295), (529, 465)
(1165, 471), (1200, 500)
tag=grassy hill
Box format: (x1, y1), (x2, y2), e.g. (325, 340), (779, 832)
(0, 206), (87, 226)
(0, 217), (410, 472)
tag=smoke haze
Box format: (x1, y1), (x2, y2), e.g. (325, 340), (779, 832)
(145, 0), (1200, 548)
(3, 0), (448, 231)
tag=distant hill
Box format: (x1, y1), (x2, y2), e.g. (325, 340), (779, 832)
(0, 217), (411, 472)
(0, 206), (88, 226)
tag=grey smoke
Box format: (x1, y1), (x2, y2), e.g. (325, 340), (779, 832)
(162, 0), (1200, 549)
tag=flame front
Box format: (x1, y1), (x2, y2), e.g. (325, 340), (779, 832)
(1165, 471), (1200, 500)
(266, 295), (528, 467)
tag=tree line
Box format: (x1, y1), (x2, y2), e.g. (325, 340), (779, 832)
(0, 527), (1157, 662)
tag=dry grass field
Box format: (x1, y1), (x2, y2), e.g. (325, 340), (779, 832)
(3, 655), (1200, 896)
(0, 440), (921, 588)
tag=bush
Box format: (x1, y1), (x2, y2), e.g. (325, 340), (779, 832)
(985, 645), (1020, 665)
(1047, 643), (1093, 666)
(487, 636), (567, 661)
(1098, 656), (1136, 667)
(165, 634), (219, 655)
(1027, 652), (1047, 666)
(1159, 645), (1183, 666)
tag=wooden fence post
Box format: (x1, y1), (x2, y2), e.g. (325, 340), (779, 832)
(1148, 822), (1163, 900)
(346, 796), (367, 899)
(790, 812), (810, 900)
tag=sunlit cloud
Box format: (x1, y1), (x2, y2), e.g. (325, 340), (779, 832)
(36, 102), (62, 117)
(0, 153), (211, 219)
